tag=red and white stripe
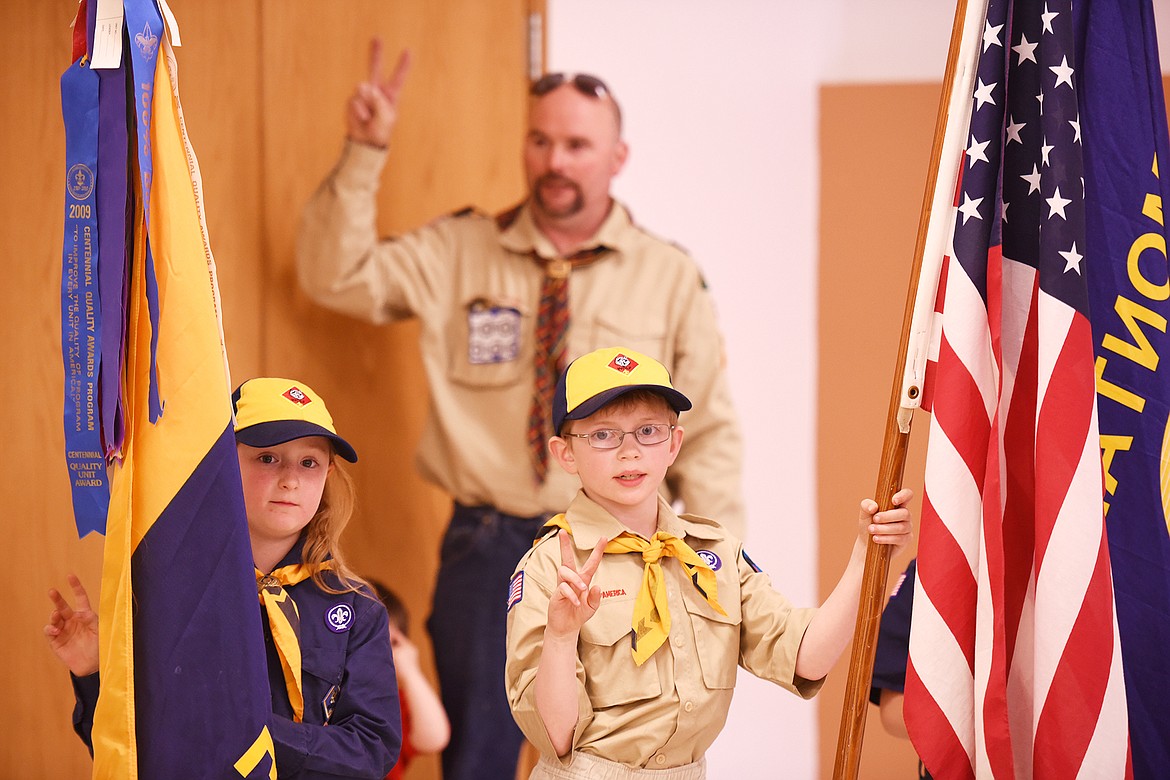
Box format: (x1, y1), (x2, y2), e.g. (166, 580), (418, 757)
(905, 244), (1130, 778)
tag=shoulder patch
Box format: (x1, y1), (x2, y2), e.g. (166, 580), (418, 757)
(324, 602), (354, 632)
(741, 549), (764, 574)
(696, 549), (722, 571)
(507, 571), (525, 611)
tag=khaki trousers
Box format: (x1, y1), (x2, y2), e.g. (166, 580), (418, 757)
(529, 753), (706, 780)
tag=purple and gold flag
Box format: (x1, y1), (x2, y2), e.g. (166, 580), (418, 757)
(61, 2), (273, 777)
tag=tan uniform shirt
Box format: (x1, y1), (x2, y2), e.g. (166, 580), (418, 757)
(297, 142), (745, 533)
(505, 492), (821, 769)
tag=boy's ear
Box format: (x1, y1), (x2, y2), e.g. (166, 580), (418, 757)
(666, 424), (685, 464)
(548, 436), (578, 476)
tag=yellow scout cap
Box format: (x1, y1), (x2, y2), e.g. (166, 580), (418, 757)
(553, 347), (691, 434)
(231, 377), (358, 462)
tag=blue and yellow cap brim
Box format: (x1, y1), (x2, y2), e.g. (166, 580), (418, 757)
(553, 347), (691, 434)
(231, 378), (358, 462)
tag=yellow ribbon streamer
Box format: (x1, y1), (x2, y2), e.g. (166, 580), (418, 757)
(255, 561), (333, 722)
(544, 514), (726, 665)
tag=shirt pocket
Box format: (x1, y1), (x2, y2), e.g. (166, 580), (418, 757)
(579, 603), (661, 708)
(301, 645), (348, 723)
(447, 294), (532, 388)
(684, 589), (741, 690)
(585, 311), (667, 364)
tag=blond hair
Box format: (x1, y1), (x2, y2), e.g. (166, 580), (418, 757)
(301, 458), (368, 595)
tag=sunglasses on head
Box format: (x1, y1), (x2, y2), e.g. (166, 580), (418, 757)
(530, 72), (610, 99)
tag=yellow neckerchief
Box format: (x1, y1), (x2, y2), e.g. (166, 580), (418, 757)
(255, 561), (334, 722)
(543, 514), (726, 666)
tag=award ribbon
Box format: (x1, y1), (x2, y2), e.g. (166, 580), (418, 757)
(60, 52), (110, 537)
(125, 0), (165, 422)
(96, 44), (129, 457)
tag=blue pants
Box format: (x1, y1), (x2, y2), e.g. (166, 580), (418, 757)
(427, 504), (547, 780)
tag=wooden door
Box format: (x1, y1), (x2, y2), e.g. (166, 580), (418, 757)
(258, 3), (540, 776)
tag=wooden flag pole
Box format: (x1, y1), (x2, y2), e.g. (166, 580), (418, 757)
(831, 0), (972, 777)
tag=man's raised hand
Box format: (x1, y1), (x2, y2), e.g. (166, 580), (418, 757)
(346, 38), (412, 148)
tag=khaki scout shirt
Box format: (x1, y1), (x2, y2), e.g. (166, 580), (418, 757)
(504, 492), (821, 769)
(297, 142), (745, 533)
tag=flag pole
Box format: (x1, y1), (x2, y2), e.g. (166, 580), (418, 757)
(831, 0), (972, 776)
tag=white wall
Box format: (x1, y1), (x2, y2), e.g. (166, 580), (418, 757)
(547, 1), (1170, 778)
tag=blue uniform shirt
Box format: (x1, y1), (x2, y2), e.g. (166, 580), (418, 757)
(869, 559), (932, 780)
(72, 537), (402, 779)
(870, 559), (917, 704)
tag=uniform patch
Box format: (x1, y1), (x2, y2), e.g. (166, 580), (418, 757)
(696, 550), (721, 571)
(283, 386), (311, 405)
(324, 603), (353, 633)
(742, 549), (763, 574)
(507, 571), (525, 611)
(321, 684), (340, 723)
(467, 305), (521, 364)
(600, 588), (628, 599)
(608, 353), (638, 373)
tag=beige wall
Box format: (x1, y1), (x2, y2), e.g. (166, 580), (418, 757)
(1, 1), (538, 777)
(816, 82), (936, 778)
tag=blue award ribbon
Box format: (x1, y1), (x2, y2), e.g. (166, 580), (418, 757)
(97, 58), (129, 457)
(60, 54), (110, 538)
(125, 0), (165, 422)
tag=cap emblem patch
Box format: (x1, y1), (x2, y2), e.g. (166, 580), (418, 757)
(609, 354), (638, 373)
(283, 386), (312, 406)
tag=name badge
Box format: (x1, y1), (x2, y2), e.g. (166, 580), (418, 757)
(467, 305), (521, 365)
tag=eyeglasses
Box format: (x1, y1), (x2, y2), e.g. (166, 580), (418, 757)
(530, 72), (610, 99)
(563, 424), (675, 450)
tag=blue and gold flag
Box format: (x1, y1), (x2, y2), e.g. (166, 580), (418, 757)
(61, 1), (274, 777)
(1077, 1), (1170, 776)
(1071, 1), (1170, 776)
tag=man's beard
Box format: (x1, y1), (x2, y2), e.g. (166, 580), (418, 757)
(532, 173), (585, 219)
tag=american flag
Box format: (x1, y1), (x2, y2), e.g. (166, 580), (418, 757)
(508, 570), (526, 611)
(903, 0), (1131, 776)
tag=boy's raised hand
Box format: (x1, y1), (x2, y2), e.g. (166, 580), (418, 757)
(44, 574), (99, 677)
(346, 38), (412, 149)
(860, 488), (915, 550)
(547, 531), (606, 639)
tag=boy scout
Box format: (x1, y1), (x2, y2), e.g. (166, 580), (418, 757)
(505, 346), (913, 778)
(299, 45), (744, 780)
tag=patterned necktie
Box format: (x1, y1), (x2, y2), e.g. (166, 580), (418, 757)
(255, 561), (333, 722)
(544, 514), (726, 665)
(527, 248), (608, 481)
